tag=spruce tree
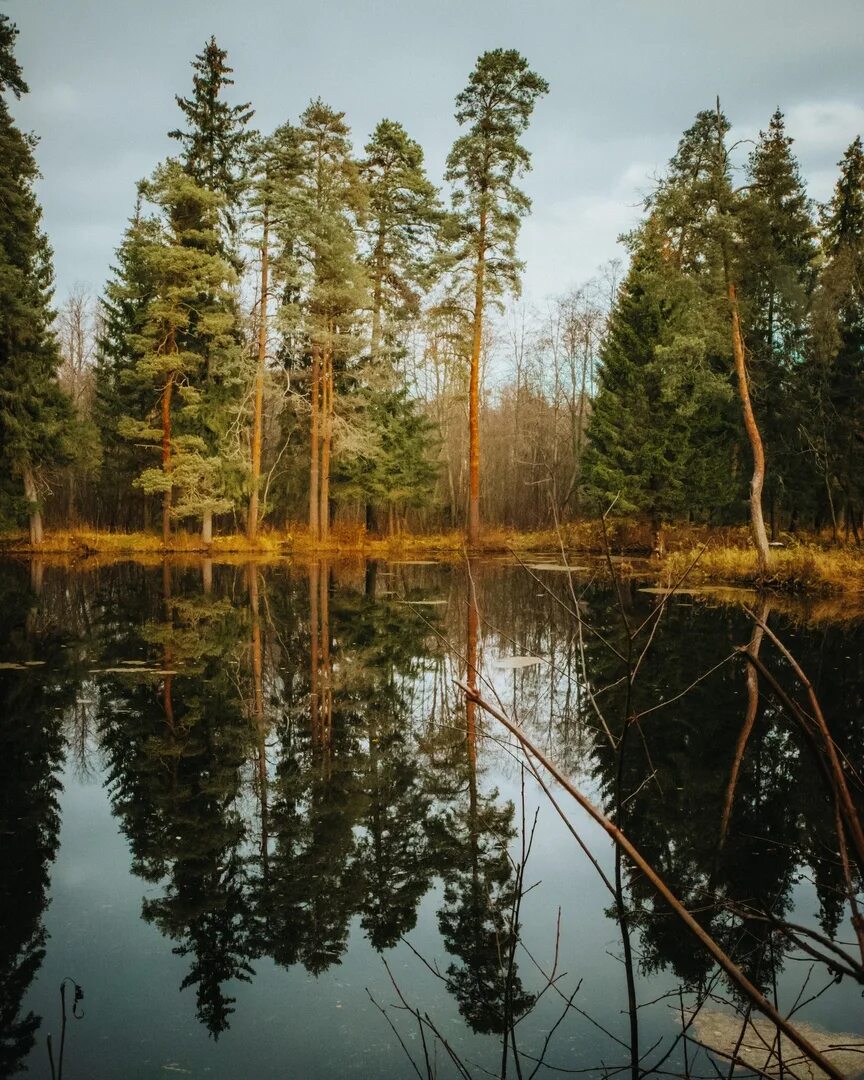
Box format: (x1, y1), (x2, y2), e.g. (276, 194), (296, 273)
(95, 199), (158, 529)
(0, 15), (73, 543)
(445, 50), (548, 544)
(649, 105), (771, 569)
(169, 36), (254, 251)
(738, 110), (818, 534)
(582, 216), (735, 549)
(813, 136), (864, 536)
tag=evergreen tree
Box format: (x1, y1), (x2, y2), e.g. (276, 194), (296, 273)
(362, 118), (442, 366)
(169, 36), (254, 252)
(0, 15), (74, 542)
(117, 161), (243, 543)
(445, 50), (548, 543)
(335, 386), (439, 532)
(738, 110), (818, 534)
(648, 105), (771, 567)
(95, 199), (159, 529)
(272, 101), (369, 541)
(812, 136), (864, 536)
(582, 216), (735, 548)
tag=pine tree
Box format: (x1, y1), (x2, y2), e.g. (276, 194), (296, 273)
(117, 161), (242, 543)
(245, 126), (304, 539)
(0, 15), (74, 543)
(169, 36), (254, 252)
(738, 110), (818, 534)
(272, 101), (369, 542)
(813, 136), (864, 537)
(356, 119), (442, 531)
(362, 118), (443, 365)
(445, 50), (548, 544)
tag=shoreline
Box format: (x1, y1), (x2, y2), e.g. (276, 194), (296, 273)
(2, 527), (864, 595)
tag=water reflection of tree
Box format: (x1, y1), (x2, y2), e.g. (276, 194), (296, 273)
(254, 561), (440, 972)
(0, 564), (72, 1076)
(426, 591), (535, 1037)
(99, 566), (255, 1037)
(577, 586), (863, 997)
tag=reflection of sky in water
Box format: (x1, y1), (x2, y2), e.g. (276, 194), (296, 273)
(2, 557), (862, 1078)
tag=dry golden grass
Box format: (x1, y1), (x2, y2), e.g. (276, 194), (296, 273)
(5, 524), (864, 596)
(665, 542), (864, 594)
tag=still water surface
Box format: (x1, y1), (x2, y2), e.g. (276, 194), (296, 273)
(1, 556), (862, 1078)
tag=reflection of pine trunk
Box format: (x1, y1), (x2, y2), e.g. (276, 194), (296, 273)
(22, 465), (43, 545)
(162, 561), (174, 729)
(248, 565), (269, 877)
(309, 346), (320, 541)
(202, 558), (213, 595)
(720, 599), (770, 847)
(365, 559), (377, 598)
(320, 563), (332, 758)
(310, 561), (319, 745)
(248, 208), (269, 542)
(468, 208), (486, 545)
(466, 589), (479, 780)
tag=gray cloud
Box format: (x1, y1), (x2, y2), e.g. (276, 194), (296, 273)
(5, 0), (863, 303)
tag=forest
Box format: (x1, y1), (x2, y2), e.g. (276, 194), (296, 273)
(2, 14), (864, 568)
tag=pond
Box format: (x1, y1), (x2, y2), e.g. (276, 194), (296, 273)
(1, 556), (863, 1078)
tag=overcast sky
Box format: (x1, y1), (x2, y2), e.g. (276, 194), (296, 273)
(5, 0), (864, 306)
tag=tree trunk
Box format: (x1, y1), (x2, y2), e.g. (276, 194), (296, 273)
(162, 374), (174, 545)
(201, 510), (212, 545)
(728, 281), (770, 576)
(21, 466), (43, 545)
(365, 502), (378, 535)
(309, 345), (320, 541)
(248, 208), (269, 542)
(467, 206), (487, 546)
(319, 349), (332, 543)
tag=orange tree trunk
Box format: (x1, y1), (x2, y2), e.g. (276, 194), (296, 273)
(248, 209), (269, 541)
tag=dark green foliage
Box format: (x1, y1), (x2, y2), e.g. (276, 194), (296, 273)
(335, 386), (439, 523)
(445, 49), (548, 306)
(812, 137), (864, 522)
(169, 36), (254, 249)
(738, 111), (818, 526)
(582, 216), (736, 526)
(0, 15), (73, 520)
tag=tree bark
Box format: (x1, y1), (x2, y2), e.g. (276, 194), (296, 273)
(201, 509), (212, 544)
(162, 373), (174, 546)
(309, 345), (320, 541)
(248, 208), (269, 542)
(729, 281), (771, 576)
(467, 206), (487, 546)
(21, 466), (43, 545)
(319, 348), (332, 543)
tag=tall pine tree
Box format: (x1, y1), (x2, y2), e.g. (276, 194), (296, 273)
(445, 50), (547, 544)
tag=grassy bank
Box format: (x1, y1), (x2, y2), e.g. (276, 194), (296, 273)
(4, 525), (864, 596)
(665, 543), (864, 595)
